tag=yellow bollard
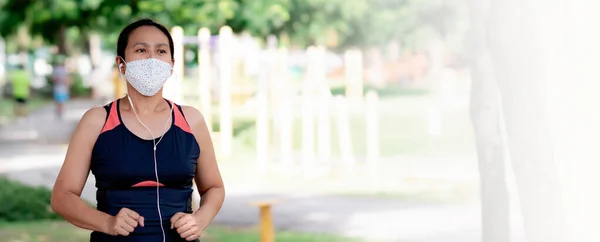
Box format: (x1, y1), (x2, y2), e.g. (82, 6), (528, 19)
(250, 201), (277, 242)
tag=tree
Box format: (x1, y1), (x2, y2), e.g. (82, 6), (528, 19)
(225, 0), (290, 37)
(0, 0), (132, 55)
(0, 0), (467, 55)
(466, 0), (509, 241)
(0, 0), (31, 52)
(468, 0), (566, 241)
(339, 0), (467, 51)
(269, 0), (370, 47)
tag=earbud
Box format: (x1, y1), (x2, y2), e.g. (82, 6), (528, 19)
(118, 56), (125, 72)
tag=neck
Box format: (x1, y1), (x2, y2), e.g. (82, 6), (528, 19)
(125, 89), (166, 114)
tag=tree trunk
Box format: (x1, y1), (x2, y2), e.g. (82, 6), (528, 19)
(466, 0), (510, 241)
(469, 0), (567, 241)
(55, 25), (68, 55)
(81, 30), (90, 56)
(486, 0), (565, 241)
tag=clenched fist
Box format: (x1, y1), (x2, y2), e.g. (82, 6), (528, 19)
(105, 208), (145, 236)
(170, 212), (204, 241)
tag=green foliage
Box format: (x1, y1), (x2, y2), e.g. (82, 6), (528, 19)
(0, 177), (62, 222)
(69, 73), (91, 98)
(226, 0), (290, 36)
(270, 0), (370, 46)
(0, 1), (27, 40)
(0, 0), (468, 53)
(340, 0), (468, 50)
(133, 0), (238, 34)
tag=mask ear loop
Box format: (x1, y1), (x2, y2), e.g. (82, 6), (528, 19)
(119, 56), (171, 242)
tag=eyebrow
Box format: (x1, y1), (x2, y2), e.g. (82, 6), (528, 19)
(133, 42), (169, 48)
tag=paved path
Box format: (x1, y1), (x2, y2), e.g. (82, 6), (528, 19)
(0, 100), (527, 242)
(0, 99), (103, 145)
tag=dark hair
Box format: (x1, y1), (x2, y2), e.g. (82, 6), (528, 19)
(116, 18), (175, 61)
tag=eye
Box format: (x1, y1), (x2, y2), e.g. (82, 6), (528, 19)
(135, 48), (146, 53)
(158, 49), (167, 54)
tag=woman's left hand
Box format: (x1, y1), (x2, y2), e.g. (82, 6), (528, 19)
(170, 212), (205, 241)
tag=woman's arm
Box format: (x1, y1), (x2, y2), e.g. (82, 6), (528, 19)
(182, 106), (225, 229)
(50, 107), (113, 233)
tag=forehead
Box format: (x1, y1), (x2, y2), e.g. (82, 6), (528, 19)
(127, 26), (169, 46)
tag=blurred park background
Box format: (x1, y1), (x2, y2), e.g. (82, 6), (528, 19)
(0, 0), (515, 242)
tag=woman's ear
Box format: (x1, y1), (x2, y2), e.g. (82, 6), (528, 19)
(115, 56), (126, 74)
(171, 58), (175, 74)
(119, 62), (126, 74)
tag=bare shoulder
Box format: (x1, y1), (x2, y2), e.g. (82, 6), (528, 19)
(76, 106), (108, 135)
(180, 105), (206, 129)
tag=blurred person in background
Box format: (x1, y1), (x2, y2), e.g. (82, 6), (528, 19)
(50, 18), (224, 242)
(9, 64), (31, 118)
(51, 55), (70, 119)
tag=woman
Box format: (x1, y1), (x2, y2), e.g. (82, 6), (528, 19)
(50, 19), (225, 242)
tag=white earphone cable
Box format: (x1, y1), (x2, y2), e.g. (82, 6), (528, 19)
(127, 95), (173, 242)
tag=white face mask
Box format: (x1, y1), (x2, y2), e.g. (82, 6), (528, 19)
(120, 57), (173, 97)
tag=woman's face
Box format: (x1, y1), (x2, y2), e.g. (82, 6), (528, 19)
(119, 26), (173, 73)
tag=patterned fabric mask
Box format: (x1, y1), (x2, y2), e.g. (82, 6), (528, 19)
(121, 57), (173, 97)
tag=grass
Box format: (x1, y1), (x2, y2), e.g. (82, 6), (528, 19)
(228, 93), (476, 158)
(182, 78), (475, 157)
(0, 221), (361, 242)
(179, 74), (475, 158)
(182, 78), (479, 201)
(0, 177), (62, 223)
